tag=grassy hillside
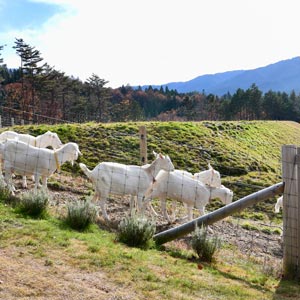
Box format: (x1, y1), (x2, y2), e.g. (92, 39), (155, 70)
(10, 120), (300, 174)
(8, 120), (300, 216)
(0, 121), (300, 299)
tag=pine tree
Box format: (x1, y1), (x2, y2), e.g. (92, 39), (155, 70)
(0, 44), (4, 65)
(85, 73), (110, 121)
(13, 38), (47, 121)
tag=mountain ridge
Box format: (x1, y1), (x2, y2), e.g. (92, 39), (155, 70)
(141, 57), (300, 95)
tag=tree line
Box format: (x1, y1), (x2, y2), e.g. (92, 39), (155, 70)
(1, 39), (300, 124)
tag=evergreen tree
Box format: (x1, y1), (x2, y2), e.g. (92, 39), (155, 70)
(13, 38), (47, 121)
(230, 88), (246, 120)
(246, 84), (262, 119)
(85, 73), (110, 121)
(0, 44), (7, 103)
(287, 90), (300, 121)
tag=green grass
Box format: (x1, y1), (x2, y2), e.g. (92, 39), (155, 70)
(5, 120), (300, 221)
(1, 120), (300, 298)
(11, 120), (300, 171)
(0, 204), (286, 299)
(1, 201), (298, 299)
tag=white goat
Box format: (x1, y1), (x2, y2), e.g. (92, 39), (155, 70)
(0, 140), (81, 194)
(143, 170), (233, 223)
(0, 130), (62, 148)
(153, 164), (221, 220)
(0, 130), (63, 188)
(193, 164), (221, 187)
(79, 153), (175, 221)
(275, 196), (283, 213)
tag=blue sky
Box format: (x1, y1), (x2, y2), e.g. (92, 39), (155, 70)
(0, 0), (61, 31)
(1, 0), (300, 88)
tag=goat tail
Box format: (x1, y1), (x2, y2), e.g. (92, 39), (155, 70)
(79, 163), (92, 179)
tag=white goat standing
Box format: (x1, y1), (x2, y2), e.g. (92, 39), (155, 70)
(0, 140), (81, 194)
(193, 163), (221, 188)
(0, 130), (62, 148)
(275, 196), (283, 213)
(143, 170), (233, 223)
(158, 164), (222, 220)
(0, 130), (63, 188)
(79, 153), (175, 221)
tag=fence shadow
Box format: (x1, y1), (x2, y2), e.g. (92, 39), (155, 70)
(272, 278), (300, 299)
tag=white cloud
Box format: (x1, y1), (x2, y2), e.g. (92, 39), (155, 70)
(2, 0), (300, 87)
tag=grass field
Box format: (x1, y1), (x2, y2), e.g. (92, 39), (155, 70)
(0, 120), (300, 299)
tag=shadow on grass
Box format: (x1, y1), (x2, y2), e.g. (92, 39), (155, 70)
(158, 243), (278, 295)
(273, 278), (300, 299)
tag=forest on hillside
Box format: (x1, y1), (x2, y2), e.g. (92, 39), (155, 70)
(1, 39), (300, 124)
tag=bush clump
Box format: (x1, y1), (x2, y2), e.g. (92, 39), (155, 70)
(191, 225), (221, 262)
(0, 178), (19, 206)
(64, 199), (97, 231)
(17, 189), (49, 218)
(117, 215), (156, 249)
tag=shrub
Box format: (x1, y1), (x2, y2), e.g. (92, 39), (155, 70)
(191, 225), (221, 262)
(0, 178), (19, 206)
(17, 189), (49, 218)
(117, 215), (156, 249)
(64, 199), (97, 231)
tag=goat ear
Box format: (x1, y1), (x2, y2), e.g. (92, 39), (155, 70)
(159, 153), (164, 159)
(208, 163), (212, 170)
(152, 150), (158, 157)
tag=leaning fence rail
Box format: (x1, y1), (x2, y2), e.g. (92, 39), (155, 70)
(153, 182), (284, 245)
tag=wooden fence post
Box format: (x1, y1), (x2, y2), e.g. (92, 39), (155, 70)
(0, 115), (2, 128)
(282, 145), (300, 279)
(139, 126), (147, 165)
(11, 117), (14, 127)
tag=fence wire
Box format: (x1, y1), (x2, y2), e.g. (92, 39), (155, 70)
(0, 123), (287, 278)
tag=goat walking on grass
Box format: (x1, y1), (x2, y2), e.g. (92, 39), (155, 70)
(0, 130), (62, 149)
(193, 163), (221, 188)
(150, 164), (222, 221)
(143, 170), (233, 223)
(79, 153), (175, 221)
(0, 130), (63, 188)
(0, 140), (81, 194)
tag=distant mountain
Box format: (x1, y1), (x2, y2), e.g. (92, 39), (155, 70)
(141, 57), (300, 95)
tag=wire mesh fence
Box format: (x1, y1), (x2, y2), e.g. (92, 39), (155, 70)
(0, 123), (289, 277)
(0, 109), (74, 128)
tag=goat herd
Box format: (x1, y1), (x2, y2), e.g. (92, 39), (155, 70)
(1, 129), (284, 224)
